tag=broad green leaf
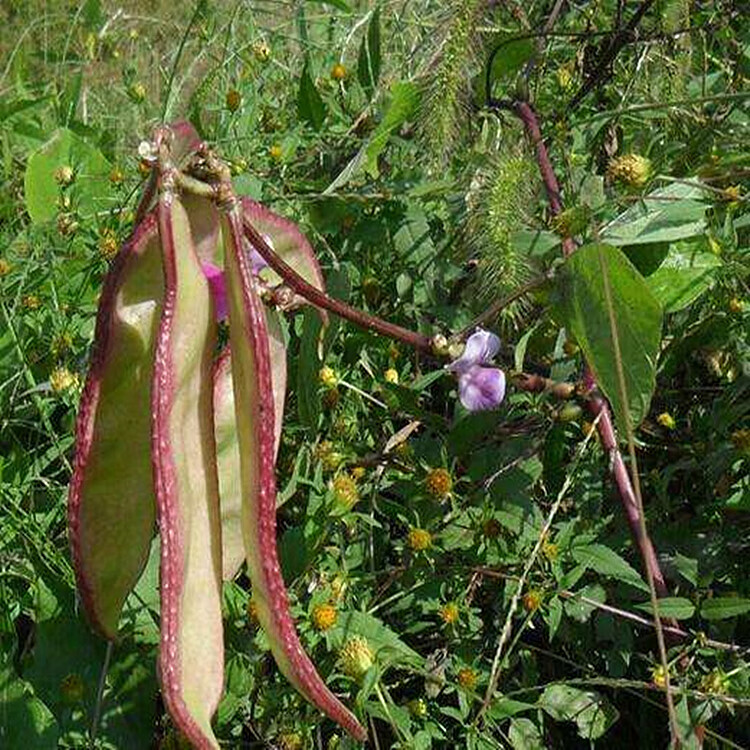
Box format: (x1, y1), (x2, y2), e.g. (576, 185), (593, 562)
(357, 8), (381, 97)
(572, 543), (649, 592)
(646, 241), (722, 312)
(0, 662), (59, 748)
(152, 196), (223, 749)
(488, 698), (536, 720)
(68, 215), (162, 639)
(700, 597), (750, 620)
(24, 127), (115, 223)
(634, 597), (695, 620)
(298, 59), (325, 131)
(555, 243), (663, 429)
(508, 717), (544, 749)
(539, 684), (618, 740)
(364, 81), (419, 177)
(602, 182), (707, 246)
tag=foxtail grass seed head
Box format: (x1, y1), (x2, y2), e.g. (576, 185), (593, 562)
(607, 154), (652, 188)
(311, 603), (338, 631)
(407, 527), (432, 551)
(340, 637), (374, 679)
(425, 467), (452, 500)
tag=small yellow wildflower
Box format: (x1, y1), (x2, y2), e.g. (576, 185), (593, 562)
(60, 673), (85, 704)
(407, 527), (432, 552)
(425, 467), (452, 500)
(311, 603), (338, 631)
(332, 473), (359, 510)
(50, 367), (79, 393)
(456, 668), (477, 690)
(657, 412), (676, 430)
(129, 82), (147, 103)
(314, 441), (344, 472)
(351, 466), (366, 481)
(331, 63), (347, 81)
(728, 297), (744, 314)
(607, 154), (652, 188)
(98, 228), (119, 260)
(54, 165), (75, 186)
(269, 144), (283, 161)
(384, 368), (399, 384)
(542, 540), (559, 562)
(700, 670), (728, 695)
(253, 40), (271, 62)
(722, 185), (741, 204)
(340, 636), (374, 679)
(0, 258), (11, 277)
(319, 366), (338, 388)
(438, 602), (460, 625)
(651, 665), (669, 688)
(277, 732), (304, 750)
(225, 89), (241, 112)
(22, 294), (41, 310)
(109, 166), (125, 185)
(522, 589), (543, 612)
(406, 698), (427, 718)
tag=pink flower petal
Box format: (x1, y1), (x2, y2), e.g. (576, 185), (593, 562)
(458, 365), (506, 411)
(201, 261), (228, 321)
(449, 329), (501, 373)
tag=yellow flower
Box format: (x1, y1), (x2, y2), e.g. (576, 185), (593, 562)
(60, 673), (85, 704)
(22, 294), (41, 310)
(722, 185), (741, 204)
(128, 82), (147, 103)
(109, 166), (125, 185)
(728, 297), (744, 314)
(522, 589), (543, 612)
(384, 368), (399, 384)
(269, 144), (283, 161)
(51, 332), (73, 359)
(542, 540), (559, 562)
(351, 466), (366, 481)
(438, 602), (460, 625)
(54, 165), (75, 186)
(98, 228), (119, 260)
(425, 467), (452, 500)
(332, 473), (359, 510)
(311, 603), (338, 631)
(331, 63), (347, 81)
(700, 670), (728, 695)
(319, 366), (338, 388)
(456, 667), (477, 690)
(657, 412), (676, 430)
(50, 367), (79, 393)
(277, 732), (304, 750)
(0, 258), (11, 277)
(253, 40), (271, 62)
(340, 636), (374, 679)
(607, 154), (652, 188)
(225, 89), (241, 112)
(407, 527), (432, 552)
(314, 441), (344, 472)
(651, 665), (669, 688)
(406, 698), (427, 718)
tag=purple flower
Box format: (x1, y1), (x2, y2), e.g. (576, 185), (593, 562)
(447, 329), (506, 412)
(200, 235), (271, 321)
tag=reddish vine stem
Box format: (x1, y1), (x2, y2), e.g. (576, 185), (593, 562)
(243, 217), (435, 355)
(512, 100), (669, 599)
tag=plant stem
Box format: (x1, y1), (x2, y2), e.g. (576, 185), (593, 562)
(242, 216), (436, 354)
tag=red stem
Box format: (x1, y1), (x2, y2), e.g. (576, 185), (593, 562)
(242, 216), (435, 355)
(514, 101), (669, 598)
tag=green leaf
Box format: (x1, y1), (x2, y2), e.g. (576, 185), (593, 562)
(24, 127), (115, 223)
(539, 684), (618, 740)
(297, 308), (323, 429)
(700, 597), (750, 620)
(508, 717), (544, 749)
(357, 8), (381, 97)
(634, 597), (695, 620)
(554, 243), (663, 429)
(0, 661), (59, 748)
(572, 543), (649, 592)
(646, 241), (722, 312)
(602, 182), (707, 246)
(297, 59), (325, 130)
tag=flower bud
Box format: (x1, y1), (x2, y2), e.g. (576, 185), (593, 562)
(607, 154), (652, 188)
(339, 636), (374, 679)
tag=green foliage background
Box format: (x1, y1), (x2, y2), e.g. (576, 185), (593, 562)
(0, 0), (749, 747)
